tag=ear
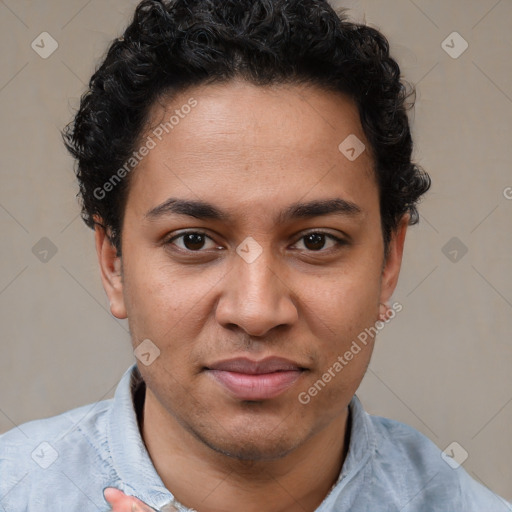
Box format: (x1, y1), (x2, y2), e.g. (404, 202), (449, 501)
(94, 217), (127, 319)
(379, 214), (409, 307)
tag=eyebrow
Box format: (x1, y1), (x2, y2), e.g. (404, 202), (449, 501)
(144, 197), (363, 223)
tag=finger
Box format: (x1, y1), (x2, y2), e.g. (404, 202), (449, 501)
(103, 487), (157, 512)
(104, 487), (134, 512)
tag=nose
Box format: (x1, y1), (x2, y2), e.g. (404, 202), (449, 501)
(215, 247), (298, 337)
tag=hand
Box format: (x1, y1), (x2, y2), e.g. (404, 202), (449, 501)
(103, 487), (157, 512)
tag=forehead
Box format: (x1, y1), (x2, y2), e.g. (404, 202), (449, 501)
(126, 80), (377, 221)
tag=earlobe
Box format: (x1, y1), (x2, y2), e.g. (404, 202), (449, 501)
(378, 302), (390, 321)
(94, 218), (127, 319)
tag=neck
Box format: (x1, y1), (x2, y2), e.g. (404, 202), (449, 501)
(140, 388), (351, 512)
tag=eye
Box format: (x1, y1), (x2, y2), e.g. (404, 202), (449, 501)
(291, 231), (346, 252)
(164, 230), (347, 254)
(166, 231), (220, 252)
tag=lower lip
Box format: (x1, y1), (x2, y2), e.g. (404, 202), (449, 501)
(207, 370), (303, 400)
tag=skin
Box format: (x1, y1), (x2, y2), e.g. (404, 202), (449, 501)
(96, 79), (408, 512)
(104, 488), (154, 511)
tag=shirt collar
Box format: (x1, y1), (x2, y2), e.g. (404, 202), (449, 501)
(336, 393), (376, 485)
(107, 364), (175, 508)
(107, 364), (376, 509)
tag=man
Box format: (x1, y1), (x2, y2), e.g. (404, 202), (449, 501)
(1, 0), (510, 511)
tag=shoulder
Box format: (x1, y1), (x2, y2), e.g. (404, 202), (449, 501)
(0, 398), (114, 508)
(0, 397), (112, 455)
(366, 412), (512, 510)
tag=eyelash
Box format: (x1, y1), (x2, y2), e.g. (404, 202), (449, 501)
(164, 230), (347, 253)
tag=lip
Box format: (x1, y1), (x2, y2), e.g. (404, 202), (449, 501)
(205, 357), (306, 401)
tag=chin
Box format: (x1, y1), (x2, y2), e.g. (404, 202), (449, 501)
(188, 419), (306, 461)
(203, 434), (300, 461)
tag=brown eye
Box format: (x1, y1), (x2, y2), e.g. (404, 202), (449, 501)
(293, 232), (345, 252)
(182, 233), (206, 250)
(303, 233), (326, 251)
(166, 231), (218, 252)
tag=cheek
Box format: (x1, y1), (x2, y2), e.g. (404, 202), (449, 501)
(303, 263), (381, 336)
(121, 252), (225, 359)
(121, 257), (188, 336)
(298, 261), (381, 395)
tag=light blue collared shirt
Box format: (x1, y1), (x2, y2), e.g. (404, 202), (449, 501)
(1, 364), (510, 511)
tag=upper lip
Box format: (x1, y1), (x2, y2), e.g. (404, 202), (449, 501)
(205, 357), (306, 375)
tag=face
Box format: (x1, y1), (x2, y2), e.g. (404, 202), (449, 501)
(97, 80), (407, 461)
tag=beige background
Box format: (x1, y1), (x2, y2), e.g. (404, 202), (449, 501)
(1, 0), (511, 503)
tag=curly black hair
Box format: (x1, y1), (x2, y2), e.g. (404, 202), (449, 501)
(62, 0), (430, 258)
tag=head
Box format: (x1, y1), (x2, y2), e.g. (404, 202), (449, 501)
(63, 0), (430, 460)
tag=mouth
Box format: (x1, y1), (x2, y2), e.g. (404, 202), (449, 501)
(204, 357), (307, 401)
